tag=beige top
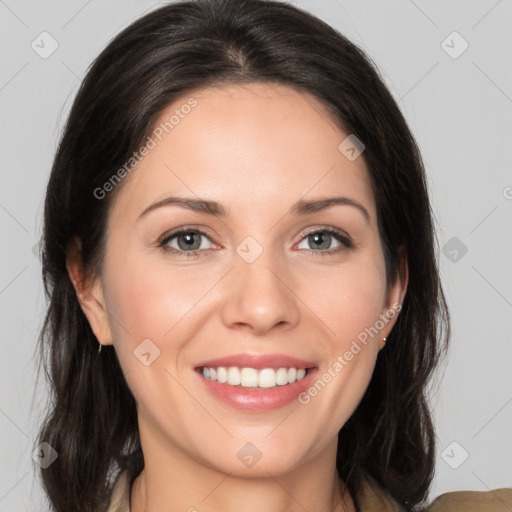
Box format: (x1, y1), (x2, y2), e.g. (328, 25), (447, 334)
(107, 469), (512, 512)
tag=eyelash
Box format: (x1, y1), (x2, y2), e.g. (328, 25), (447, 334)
(157, 226), (353, 258)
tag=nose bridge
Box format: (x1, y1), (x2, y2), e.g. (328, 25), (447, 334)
(220, 234), (300, 333)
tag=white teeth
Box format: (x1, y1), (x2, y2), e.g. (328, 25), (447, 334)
(240, 367), (258, 387)
(217, 367), (227, 383)
(258, 368), (276, 388)
(227, 367), (240, 385)
(201, 366), (309, 388)
(275, 368), (289, 385)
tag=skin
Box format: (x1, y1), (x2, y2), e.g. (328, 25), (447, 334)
(67, 82), (407, 512)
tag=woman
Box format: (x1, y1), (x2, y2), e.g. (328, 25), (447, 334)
(36, 1), (512, 511)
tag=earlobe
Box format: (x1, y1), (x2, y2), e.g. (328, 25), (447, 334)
(65, 237), (113, 347)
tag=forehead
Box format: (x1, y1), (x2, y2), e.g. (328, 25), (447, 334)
(109, 82), (376, 224)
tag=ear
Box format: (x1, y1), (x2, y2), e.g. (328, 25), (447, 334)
(66, 237), (113, 347)
(379, 245), (408, 347)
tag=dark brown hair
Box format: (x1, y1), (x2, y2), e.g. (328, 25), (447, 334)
(35, 1), (450, 510)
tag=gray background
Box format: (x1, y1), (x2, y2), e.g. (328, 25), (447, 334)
(1, 0), (511, 509)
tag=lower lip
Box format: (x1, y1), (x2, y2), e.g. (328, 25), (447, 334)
(196, 368), (318, 411)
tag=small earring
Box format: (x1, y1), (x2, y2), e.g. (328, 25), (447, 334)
(98, 343), (102, 354)
(382, 337), (387, 344)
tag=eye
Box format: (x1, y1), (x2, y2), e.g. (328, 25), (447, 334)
(296, 228), (352, 255)
(157, 226), (353, 258)
(158, 228), (215, 257)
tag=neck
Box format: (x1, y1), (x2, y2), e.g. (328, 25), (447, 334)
(130, 424), (356, 512)
(131, 468), (356, 512)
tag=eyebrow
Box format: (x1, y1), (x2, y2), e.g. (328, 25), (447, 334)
(138, 195), (371, 224)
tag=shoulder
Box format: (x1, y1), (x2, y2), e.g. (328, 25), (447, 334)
(355, 474), (409, 511)
(356, 473), (512, 512)
(106, 470), (132, 512)
(425, 487), (512, 511)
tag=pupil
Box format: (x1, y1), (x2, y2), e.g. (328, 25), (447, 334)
(311, 233), (330, 250)
(179, 232), (200, 250)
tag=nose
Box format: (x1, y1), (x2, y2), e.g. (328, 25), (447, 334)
(220, 251), (300, 336)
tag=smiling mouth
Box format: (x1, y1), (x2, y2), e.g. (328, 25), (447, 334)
(196, 366), (313, 389)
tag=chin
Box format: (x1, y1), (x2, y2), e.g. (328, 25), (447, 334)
(195, 438), (308, 478)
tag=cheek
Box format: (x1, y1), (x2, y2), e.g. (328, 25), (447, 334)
(311, 254), (388, 348)
(297, 250), (386, 417)
(299, 268), (385, 444)
(102, 249), (220, 364)
(105, 266), (171, 344)
(102, 255), (202, 411)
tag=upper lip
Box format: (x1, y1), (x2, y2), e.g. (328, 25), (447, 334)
(195, 353), (317, 370)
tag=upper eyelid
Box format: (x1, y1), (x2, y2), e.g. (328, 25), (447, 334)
(158, 225), (216, 245)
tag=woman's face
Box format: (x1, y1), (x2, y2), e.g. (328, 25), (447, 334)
(74, 82), (406, 477)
